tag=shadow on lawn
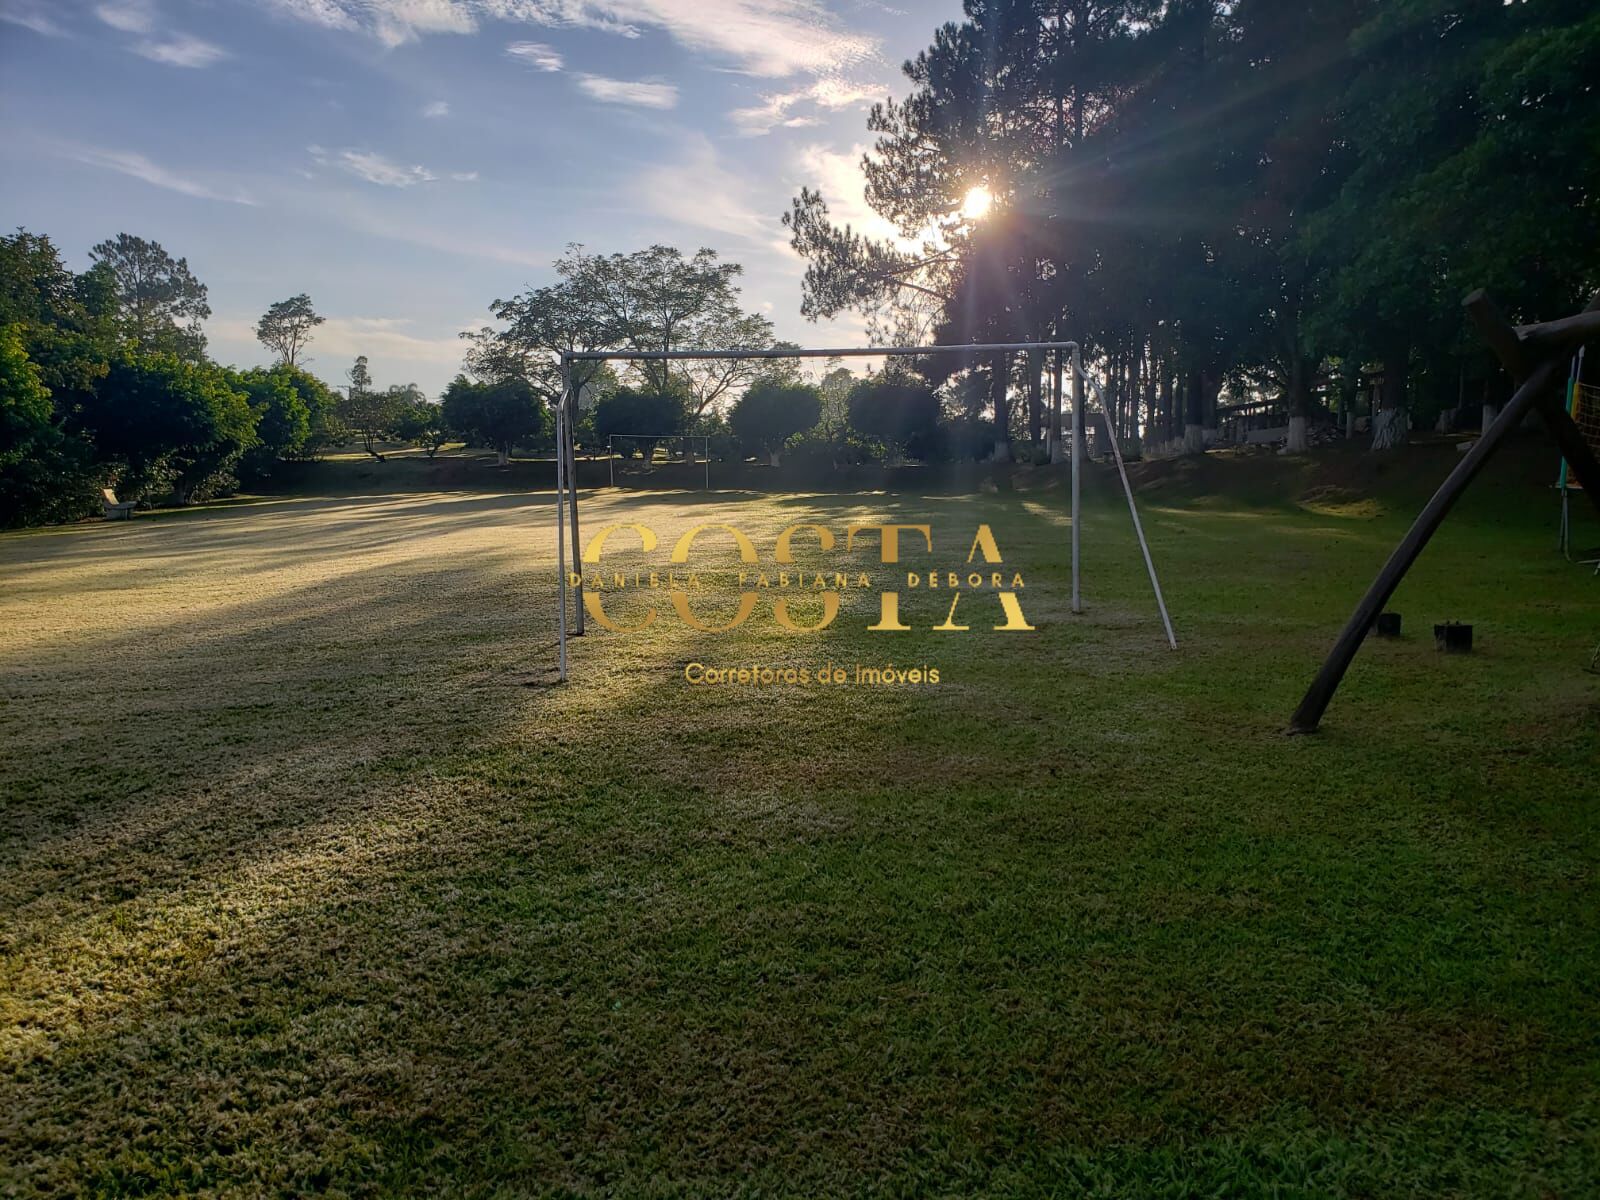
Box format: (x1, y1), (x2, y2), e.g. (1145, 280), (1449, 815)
(3, 487), (1597, 1194)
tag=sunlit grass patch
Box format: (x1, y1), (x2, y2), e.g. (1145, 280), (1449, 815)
(1, 470), (1597, 1196)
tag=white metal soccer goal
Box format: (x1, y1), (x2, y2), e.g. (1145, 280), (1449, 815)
(549, 341), (1175, 681)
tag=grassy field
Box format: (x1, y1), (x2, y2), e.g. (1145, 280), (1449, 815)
(2, 442), (1598, 1197)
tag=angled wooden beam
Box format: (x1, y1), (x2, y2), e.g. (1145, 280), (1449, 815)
(1473, 287), (1600, 511)
(1287, 354), (1566, 734)
(1516, 290), (1600, 357)
(1463, 288), (1533, 380)
(1291, 288), (1600, 734)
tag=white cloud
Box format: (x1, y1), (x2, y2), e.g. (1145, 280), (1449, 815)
(575, 73), (676, 109)
(56, 143), (258, 206)
(422, 100), (451, 117)
(309, 145), (439, 187)
(306, 145), (482, 188)
(94, 1), (155, 34)
(505, 39), (562, 70)
(371, 0), (474, 46)
(731, 75), (880, 135)
(262, 0), (360, 33)
(503, 0), (874, 76)
(133, 34), (229, 67)
(792, 141), (915, 248)
(318, 316), (473, 367)
(633, 134), (769, 243)
(212, 313), (474, 373)
(0, 3), (65, 36)
(266, 1), (876, 76)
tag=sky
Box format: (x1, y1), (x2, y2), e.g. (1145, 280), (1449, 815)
(0, 0), (963, 397)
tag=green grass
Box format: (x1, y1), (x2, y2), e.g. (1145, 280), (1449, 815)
(2, 441), (1598, 1196)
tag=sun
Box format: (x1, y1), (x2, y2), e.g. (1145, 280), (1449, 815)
(961, 184), (993, 221)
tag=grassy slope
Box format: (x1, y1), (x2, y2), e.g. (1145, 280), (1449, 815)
(1, 439), (1597, 1197)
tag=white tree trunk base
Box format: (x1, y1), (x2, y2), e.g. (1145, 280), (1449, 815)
(1285, 415), (1308, 453)
(1371, 407), (1406, 451)
(1183, 423), (1206, 455)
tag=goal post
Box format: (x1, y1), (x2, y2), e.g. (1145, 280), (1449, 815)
(551, 339), (1175, 682)
(607, 434), (710, 490)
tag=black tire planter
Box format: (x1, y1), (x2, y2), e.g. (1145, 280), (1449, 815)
(1434, 622), (1473, 653)
(1375, 612), (1402, 638)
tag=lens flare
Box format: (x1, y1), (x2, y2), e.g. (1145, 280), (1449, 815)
(961, 185), (992, 220)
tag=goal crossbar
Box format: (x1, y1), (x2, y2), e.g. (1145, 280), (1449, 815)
(550, 339), (1173, 681)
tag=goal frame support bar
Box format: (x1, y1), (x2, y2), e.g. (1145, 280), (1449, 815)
(551, 339), (1171, 683)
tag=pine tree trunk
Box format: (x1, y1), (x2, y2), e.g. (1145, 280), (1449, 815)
(1372, 350), (1409, 451)
(1049, 346), (1065, 464)
(1183, 368), (1207, 455)
(1026, 349), (1043, 453)
(1285, 355), (1311, 453)
(992, 352), (1012, 462)
(1159, 365), (1175, 448)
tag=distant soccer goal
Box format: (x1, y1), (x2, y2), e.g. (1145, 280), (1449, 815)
(607, 434), (710, 489)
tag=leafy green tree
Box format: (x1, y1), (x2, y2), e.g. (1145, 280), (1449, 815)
(256, 294), (324, 367)
(395, 398), (450, 457)
(559, 244), (753, 396)
(591, 387), (688, 461)
(337, 356), (398, 460)
(817, 363), (855, 434)
(730, 379), (822, 466)
(0, 229), (116, 396)
(441, 375), (545, 464)
(1, 230), (86, 330)
(0, 326), (53, 461)
(230, 365), (326, 479)
(0, 324), (98, 526)
(73, 353), (255, 503)
(1302, 0), (1600, 428)
(270, 365), (340, 457)
(89, 233), (210, 359)
(846, 379), (942, 461)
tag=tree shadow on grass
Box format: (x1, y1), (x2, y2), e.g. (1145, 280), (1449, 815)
(3, 489), (1598, 1194)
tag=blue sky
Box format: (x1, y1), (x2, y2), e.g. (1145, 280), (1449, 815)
(0, 0), (961, 396)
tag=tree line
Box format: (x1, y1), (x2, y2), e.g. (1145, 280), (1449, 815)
(785, 0), (1598, 454)
(0, 228), (558, 527)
